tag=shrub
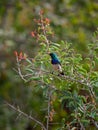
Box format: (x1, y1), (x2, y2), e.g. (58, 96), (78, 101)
(7, 11), (98, 130)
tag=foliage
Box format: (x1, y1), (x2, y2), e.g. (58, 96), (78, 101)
(12, 12), (98, 130)
(0, 1), (98, 130)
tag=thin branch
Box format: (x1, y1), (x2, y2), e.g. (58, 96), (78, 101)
(14, 61), (96, 102)
(78, 119), (85, 130)
(14, 56), (96, 104)
(91, 119), (98, 128)
(56, 74), (96, 102)
(15, 57), (27, 82)
(46, 87), (51, 130)
(5, 101), (47, 130)
(40, 14), (50, 52)
(15, 113), (22, 121)
(67, 76), (95, 99)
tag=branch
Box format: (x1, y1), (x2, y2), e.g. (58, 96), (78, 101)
(5, 101), (47, 130)
(15, 63), (96, 102)
(46, 87), (51, 130)
(91, 119), (98, 128)
(64, 75), (96, 99)
(15, 57), (27, 82)
(54, 74), (96, 102)
(14, 58), (96, 104)
(40, 14), (50, 52)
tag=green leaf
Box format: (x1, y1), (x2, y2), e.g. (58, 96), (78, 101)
(27, 76), (41, 82)
(51, 42), (60, 47)
(26, 58), (33, 64)
(25, 68), (34, 73)
(81, 119), (90, 126)
(39, 34), (47, 41)
(78, 66), (87, 75)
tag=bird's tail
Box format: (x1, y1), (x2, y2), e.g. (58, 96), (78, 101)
(60, 71), (64, 75)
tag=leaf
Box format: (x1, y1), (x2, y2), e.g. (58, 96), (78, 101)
(51, 42), (60, 47)
(30, 76), (41, 80)
(95, 56), (98, 62)
(81, 119), (90, 126)
(27, 76), (41, 82)
(40, 42), (46, 47)
(78, 66), (87, 75)
(39, 34), (46, 41)
(26, 58), (33, 64)
(92, 61), (95, 68)
(78, 106), (84, 113)
(25, 68), (34, 73)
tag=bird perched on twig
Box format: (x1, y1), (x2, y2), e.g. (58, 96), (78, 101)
(49, 53), (64, 75)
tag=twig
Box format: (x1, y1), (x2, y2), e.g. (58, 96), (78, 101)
(14, 62), (96, 102)
(16, 57), (27, 82)
(15, 113), (22, 121)
(46, 87), (51, 130)
(14, 56), (96, 105)
(91, 119), (98, 128)
(78, 119), (85, 130)
(42, 70), (96, 102)
(56, 74), (96, 101)
(5, 101), (47, 130)
(40, 13), (50, 52)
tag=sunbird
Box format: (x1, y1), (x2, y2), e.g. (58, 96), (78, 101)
(49, 53), (64, 75)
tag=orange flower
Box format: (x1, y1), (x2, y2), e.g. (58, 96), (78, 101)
(14, 51), (18, 57)
(39, 10), (44, 15)
(19, 52), (27, 61)
(14, 51), (26, 61)
(31, 31), (36, 37)
(18, 52), (23, 60)
(44, 18), (50, 25)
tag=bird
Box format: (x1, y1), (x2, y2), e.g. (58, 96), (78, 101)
(49, 53), (64, 75)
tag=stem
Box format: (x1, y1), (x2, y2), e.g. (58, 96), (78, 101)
(46, 87), (51, 130)
(40, 14), (50, 52)
(5, 101), (47, 130)
(16, 57), (27, 82)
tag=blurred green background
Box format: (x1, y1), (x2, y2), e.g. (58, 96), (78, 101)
(0, 0), (98, 130)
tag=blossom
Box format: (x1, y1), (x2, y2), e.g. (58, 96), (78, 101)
(31, 31), (36, 37)
(44, 18), (50, 25)
(39, 10), (44, 15)
(14, 51), (18, 56)
(14, 51), (27, 61)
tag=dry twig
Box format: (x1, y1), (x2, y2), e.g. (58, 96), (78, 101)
(5, 101), (47, 130)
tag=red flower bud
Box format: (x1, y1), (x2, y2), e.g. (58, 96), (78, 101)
(44, 18), (50, 25)
(39, 10), (44, 15)
(31, 31), (35, 37)
(14, 51), (18, 57)
(14, 51), (26, 61)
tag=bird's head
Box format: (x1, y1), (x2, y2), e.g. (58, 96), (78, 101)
(49, 52), (61, 64)
(49, 53), (56, 59)
(49, 53), (60, 61)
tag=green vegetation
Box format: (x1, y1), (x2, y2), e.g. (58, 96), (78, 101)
(0, 1), (98, 130)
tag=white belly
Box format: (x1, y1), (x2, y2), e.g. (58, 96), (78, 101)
(52, 64), (62, 72)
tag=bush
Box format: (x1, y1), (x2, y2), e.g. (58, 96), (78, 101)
(7, 11), (98, 130)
